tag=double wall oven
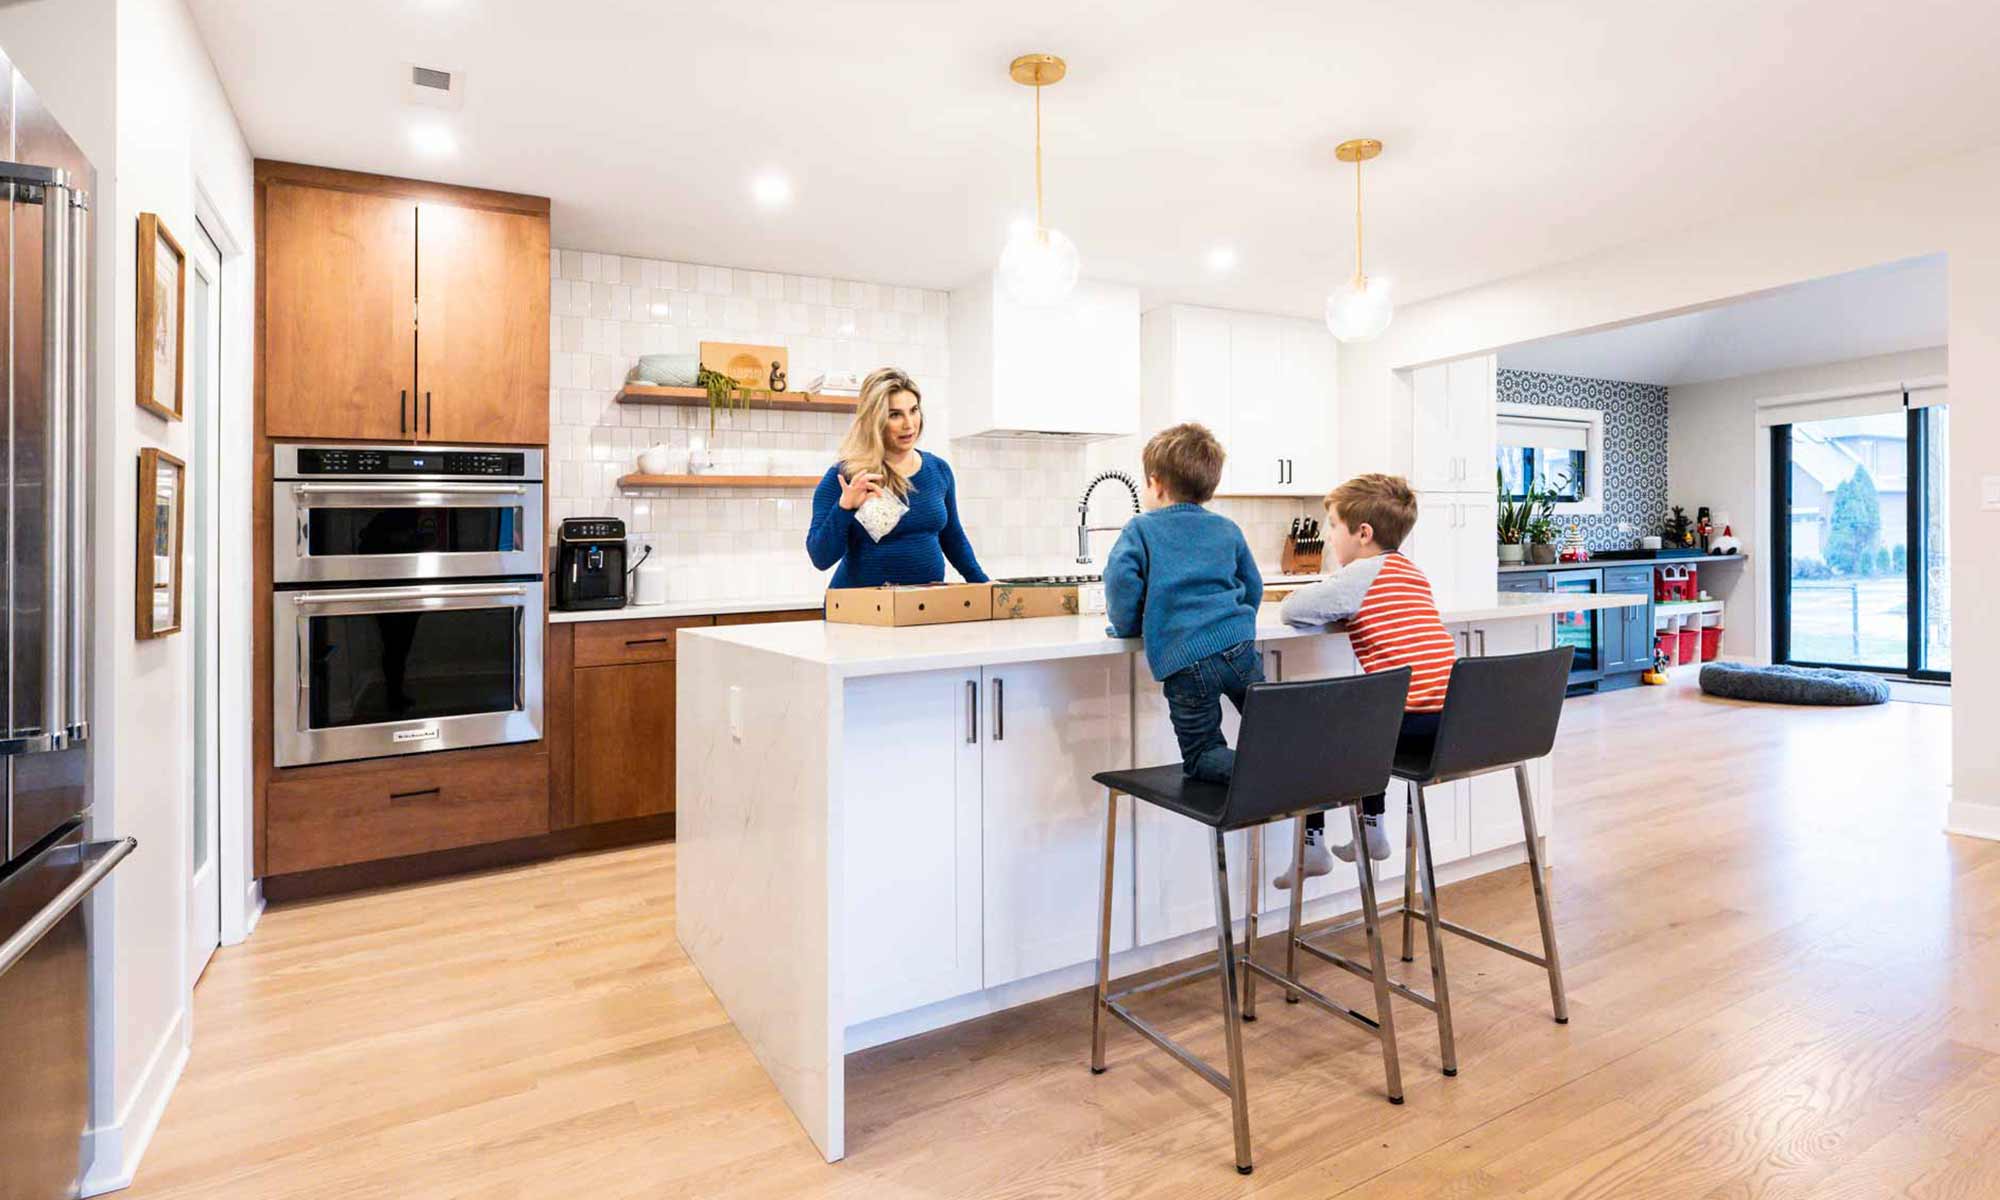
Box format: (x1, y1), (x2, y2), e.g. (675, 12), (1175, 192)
(272, 444), (545, 768)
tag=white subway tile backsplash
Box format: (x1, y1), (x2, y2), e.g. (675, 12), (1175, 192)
(549, 247), (1310, 599)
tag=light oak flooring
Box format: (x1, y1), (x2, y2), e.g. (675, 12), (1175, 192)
(126, 675), (1999, 1198)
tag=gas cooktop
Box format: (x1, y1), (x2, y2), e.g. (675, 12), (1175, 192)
(995, 574), (1103, 586)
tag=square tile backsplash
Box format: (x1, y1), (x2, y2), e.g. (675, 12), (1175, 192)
(548, 248), (1310, 603)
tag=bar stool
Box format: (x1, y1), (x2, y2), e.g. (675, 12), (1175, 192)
(1294, 646), (1574, 1080)
(1088, 668), (1410, 1176)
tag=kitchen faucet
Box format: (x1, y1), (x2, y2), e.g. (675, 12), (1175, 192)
(1076, 470), (1141, 565)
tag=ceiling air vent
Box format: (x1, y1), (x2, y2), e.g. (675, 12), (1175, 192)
(404, 62), (465, 110)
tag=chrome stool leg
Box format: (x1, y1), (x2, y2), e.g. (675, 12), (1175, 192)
(1090, 789), (1117, 1073)
(1349, 806), (1405, 1105)
(1411, 784), (1458, 1075)
(1514, 764), (1569, 1024)
(1211, 828), (1255, 1174)
(1399, 795), (1418, 963)
(1283, 816), (1305, 1004)
(1242, 827), (1261, 1020)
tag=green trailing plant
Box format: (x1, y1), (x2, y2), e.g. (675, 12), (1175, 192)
(698, 367), (786, 435)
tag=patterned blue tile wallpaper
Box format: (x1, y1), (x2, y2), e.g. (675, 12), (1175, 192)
(1497, 369), (1669, 550)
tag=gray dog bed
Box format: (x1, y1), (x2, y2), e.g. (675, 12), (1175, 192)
(1699, 661), (1889, 706)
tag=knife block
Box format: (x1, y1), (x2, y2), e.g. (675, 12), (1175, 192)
(1280, 539), (1323, 575)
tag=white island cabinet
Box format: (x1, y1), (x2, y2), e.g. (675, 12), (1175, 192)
(676, 592), (1640, 1162)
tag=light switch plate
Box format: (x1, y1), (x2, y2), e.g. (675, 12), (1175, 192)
(1984, 475), (2000, 511)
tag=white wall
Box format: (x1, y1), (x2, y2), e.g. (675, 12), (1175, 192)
(0, 0), (254, 1191)
(1338, 143), (2000, 841)
(1666, 346), (1947, 659)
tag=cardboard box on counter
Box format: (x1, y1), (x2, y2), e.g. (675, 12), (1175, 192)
(992, 580), (1107, 620)
(824, 582), (993, 627)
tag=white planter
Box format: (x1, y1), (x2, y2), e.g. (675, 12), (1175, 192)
(1497, 543), (1526, 565)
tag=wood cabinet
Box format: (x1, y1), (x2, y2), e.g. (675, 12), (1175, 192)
(256, 162), (549, 445)
(572, 660), (676, 824)
(261, 183), (416, 440)
(265, 750), (550, 874)
(1140, 304), (1338, 497)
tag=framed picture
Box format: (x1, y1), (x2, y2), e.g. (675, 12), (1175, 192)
(136, 448), (185, 639)
(136, 213), (185, 421)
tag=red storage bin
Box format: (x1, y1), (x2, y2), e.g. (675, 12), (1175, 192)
(1677, 626), (1700, 664)
(1700, 626), (1722, 661)
(1655, 630), (1678, 666)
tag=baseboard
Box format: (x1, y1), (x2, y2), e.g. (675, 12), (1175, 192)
(225, 878), (266, 946)
(1945, 800), (2000, 843)
(82, 1004), (191, 1196)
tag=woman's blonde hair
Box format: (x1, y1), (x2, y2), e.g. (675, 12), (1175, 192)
(838, 367), (923, 499)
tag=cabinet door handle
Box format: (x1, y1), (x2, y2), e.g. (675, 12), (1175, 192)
(1475, 629), (1487, 657)
(991, 677), (1004, 741)
(400, 389), (408, 436)
(389, 787), (441, 804)
(1269, 648), (1283, 682)
(965, 679), (978, 744)
(425, 391), (433, 436)
(624, 636), (670, 647)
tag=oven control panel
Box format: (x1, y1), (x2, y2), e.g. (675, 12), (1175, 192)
(295, 448), (527, 477)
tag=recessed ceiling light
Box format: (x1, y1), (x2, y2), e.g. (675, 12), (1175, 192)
(751, 171), (792, 209)
(408, 122), (456, 156)
(1206, 246), (1238, 272)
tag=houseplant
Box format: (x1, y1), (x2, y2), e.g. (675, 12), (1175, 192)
(1496, 468), (1530, 564)
(1527, 515), (1558, 564)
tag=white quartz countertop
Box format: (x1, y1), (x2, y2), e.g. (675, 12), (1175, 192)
(680, 590), (1642, 678)
(548, 568), (1329, 625)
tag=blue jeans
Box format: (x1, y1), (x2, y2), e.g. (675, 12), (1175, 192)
(1162, 640), (1265, 783)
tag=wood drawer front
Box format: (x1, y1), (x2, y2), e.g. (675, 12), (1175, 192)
(713, 608), (822, 626)
(267, 754), (550, 874)
(572, 616), (712, 667)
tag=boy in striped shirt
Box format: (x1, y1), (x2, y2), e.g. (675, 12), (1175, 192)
(1274, 474), (1457, 885)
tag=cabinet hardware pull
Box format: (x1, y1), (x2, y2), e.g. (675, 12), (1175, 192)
(425, 391), (433, 436)
(1270, 648), (1283, 682)
(1475, 629), (1487, 657)
(991, 677), (1004, 741)
(624, 637), (670, 647)
(400, 389), (407, 436)
(965, 679), (978, 744)
(389, 787), (442, 803)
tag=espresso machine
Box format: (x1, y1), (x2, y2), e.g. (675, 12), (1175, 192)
(554, 517), (628, 611)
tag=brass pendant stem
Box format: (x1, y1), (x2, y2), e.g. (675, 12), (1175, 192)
(1353, 155), (1365, 285)
(1034, 83), (1044, 231)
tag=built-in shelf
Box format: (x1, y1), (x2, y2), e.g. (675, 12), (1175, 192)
(617, 473), (823, 490)
(1498, 552), (1749, 573)
(615, 384), (860, 413)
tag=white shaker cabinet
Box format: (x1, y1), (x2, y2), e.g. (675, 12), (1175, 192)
(1140, 304), (1337, 497)
(1409, 355), (1497, 493)
(1404, 491), (1499, 603)
(1458, 619), (1555, 856)
(842, 669), (986, 1024)
(980, 656), (1135, 987)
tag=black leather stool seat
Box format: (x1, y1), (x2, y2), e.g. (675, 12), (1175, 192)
(1091, 766), (1231, 829)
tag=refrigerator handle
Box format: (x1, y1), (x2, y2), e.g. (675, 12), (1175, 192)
(41, 173), (72, 750)
(65, 185), (89, 742)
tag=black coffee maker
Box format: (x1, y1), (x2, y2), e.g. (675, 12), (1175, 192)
(554, 517), (628, 611)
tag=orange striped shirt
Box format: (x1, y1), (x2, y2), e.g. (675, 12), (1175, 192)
(1347, 553), (1457, 712)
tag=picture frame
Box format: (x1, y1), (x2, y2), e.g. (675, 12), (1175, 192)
(136, 448), (185, 639)
(136, 212), (186, 422)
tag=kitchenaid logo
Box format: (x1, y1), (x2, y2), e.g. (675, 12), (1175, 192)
(393, 727), (440, 743)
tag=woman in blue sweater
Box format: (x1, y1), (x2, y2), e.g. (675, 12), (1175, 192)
(806, 367), (988, 588)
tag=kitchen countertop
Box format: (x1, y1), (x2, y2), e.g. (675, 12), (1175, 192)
(547, 568), (1330, 624)
(680, 589), (1642, 678)
(1498, 552), (1749, 573)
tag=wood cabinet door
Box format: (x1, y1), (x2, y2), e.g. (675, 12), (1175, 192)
(415, 203), (550, 445)
(571, 661), (675, 824)
(262, 183), (416, 439)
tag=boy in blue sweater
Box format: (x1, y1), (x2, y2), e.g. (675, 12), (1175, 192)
(1104, 424), (1264, 782)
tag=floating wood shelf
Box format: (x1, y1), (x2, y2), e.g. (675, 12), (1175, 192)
(617, 473), (823, 490)
(615, 385), (859, 413)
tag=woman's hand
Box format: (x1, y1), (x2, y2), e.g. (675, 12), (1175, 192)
(837, 472), (884, 511)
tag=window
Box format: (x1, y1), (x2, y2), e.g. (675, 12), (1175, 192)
(1495, 406), (1601, 511)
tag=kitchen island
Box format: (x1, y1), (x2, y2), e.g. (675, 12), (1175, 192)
(674, 591), (1643, 1161)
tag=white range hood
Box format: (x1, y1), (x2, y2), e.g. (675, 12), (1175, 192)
(948, 273), (1139, 440)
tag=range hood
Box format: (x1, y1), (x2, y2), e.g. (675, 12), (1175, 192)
(947, 273), (1139, 440)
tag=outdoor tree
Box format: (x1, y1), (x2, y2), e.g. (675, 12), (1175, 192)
(1825, 466), (1882, 575)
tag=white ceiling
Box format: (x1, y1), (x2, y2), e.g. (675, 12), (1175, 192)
(1497, 254), (1947, 385)
(185, 1), (2000, 314)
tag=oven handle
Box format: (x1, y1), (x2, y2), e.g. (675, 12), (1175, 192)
(291, 482), (529, 497)
(290, 584), (530, 606)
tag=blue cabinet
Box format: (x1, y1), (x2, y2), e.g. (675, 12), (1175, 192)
(1497, 564), (1654, 690)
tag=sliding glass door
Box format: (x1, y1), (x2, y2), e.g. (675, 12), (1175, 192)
(1771, 406), (1949, 678)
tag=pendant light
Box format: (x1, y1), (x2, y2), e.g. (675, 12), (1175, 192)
(997, 53), (1079, 306)
(1325, 138), (1394, 343)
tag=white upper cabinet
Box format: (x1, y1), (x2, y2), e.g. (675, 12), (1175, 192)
(949, 273), (1140, 439)
(1403, 491), (1499, 604)
(1140, 304), (1337, 497)
(1409, 354), (1497, 494)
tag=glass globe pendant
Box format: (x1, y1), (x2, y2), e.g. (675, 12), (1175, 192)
(1326, 138), (1394, 343)
(999, 54), (1078, 307)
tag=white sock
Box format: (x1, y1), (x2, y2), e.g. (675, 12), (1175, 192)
(1331, 813), (1394, 863)
(1274, 827), (1335, 890)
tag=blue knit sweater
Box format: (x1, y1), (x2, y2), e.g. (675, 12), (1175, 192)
(806, 453), (989, 588)
(1103, 503), (1263, 680)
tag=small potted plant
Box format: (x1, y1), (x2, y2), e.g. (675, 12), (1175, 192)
(1496, 468), (1528, 564)
(1527, 515), (1558, 564)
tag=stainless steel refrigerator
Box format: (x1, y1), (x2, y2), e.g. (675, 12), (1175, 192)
(0, 46), (134, 1200)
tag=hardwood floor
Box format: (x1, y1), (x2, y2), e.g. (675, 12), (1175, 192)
(126, 676), (1996, 1198)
